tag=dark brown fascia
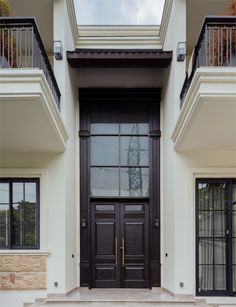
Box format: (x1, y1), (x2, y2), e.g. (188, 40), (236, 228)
(67, 49), (172, 68)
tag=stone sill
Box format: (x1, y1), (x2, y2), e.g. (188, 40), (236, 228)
(0, 250), (51, 256)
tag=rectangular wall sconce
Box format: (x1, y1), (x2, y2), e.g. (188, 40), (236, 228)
(177, 42), (186, 62)
(53, 40), (63, 60)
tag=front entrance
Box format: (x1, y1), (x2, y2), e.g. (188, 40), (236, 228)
(91, 202), (149, 288)
(79, 88), (161, 288)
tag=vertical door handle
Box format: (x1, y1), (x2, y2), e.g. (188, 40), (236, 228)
(115, 237), (118, 266)
(122, 238), (125, 267)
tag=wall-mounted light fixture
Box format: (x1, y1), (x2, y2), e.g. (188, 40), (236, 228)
(53, 40), (63, 60)
(81, 218), (87, 228)
(177, 42), (186, 62)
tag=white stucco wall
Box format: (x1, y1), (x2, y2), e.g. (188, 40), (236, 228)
(53, 0), (78, 295)
(162, 0), (236, 301)
(161, 0), (187, 294)
(0, 1), (78, 306)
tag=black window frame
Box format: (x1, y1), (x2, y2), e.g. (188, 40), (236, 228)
(196, 178), (236, 297)
(0, 178), (40, 250)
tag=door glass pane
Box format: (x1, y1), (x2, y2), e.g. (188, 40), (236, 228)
(199, 239), (213, 264)
(232, 183), (236, 204)
(233, 212), (236, 238)
(0, 204), (9, 248)
(213, 183), (226, 210)
(91, 137), (119, 166)
(0, 183), (9, 203)
(233, 266), (236, 291)
(214, 265), (226, 290)
(233, 184), (236, 239)
(198, 211), (213, 237)
(214, 212), (226, 237)
(120, 106), (149, 135)
(198, 183), (226, 210)
(120, 137), (149, 166)
(199, 265), (213, 291)
(90, 105), (119, 135)
(13, 182), (24, 203)
(214, 239), (226, 264)
(91, 167), (119, 197)
(233, 239), (236, 265)
(120, 168), (149, 197)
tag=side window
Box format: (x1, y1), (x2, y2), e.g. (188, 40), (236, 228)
(0, 179), (39, 249)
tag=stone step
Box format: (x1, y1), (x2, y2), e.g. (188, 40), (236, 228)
(26, 289), (219, 307)
(30, 303), (214, 307)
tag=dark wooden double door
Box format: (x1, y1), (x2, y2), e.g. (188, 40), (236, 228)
(91, 201), (149, 288)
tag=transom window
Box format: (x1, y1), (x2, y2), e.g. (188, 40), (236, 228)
(0, 178), (39, 249)
(90, 104), (150, 198)
(196, 179), (236, 296)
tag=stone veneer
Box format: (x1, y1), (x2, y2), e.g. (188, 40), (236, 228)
(0, 255), (46, 290)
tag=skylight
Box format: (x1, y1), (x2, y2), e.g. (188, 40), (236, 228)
(73, 0), (165, 26)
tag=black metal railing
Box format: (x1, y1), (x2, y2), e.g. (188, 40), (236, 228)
(180, 16), (236, 108)
(0, 17), (61, 110)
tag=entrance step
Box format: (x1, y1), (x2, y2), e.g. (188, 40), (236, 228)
(28, 289), (216, 307)
(31, 304), (215, 307)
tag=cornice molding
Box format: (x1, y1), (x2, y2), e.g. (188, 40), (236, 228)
(66, 0), (79, 48)
(78, 25), (160, 37)
(159, 0), (174, 46)
(77, 25), (162, 49)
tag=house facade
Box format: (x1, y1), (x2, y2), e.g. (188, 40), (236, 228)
(0, 0), (236, 306)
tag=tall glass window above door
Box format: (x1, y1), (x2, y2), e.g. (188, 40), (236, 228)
(90, 105), (150, 198)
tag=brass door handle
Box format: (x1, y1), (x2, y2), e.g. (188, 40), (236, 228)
(122, 238), (125, 267)
(115, 237), (118, 266)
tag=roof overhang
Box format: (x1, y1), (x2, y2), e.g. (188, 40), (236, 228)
(67, 49), (172, 68)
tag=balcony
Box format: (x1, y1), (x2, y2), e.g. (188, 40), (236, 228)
(172, 16), (236, 152)
(0, 17), (68, 153)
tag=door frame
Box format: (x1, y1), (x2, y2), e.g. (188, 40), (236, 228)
(79, 88), (161, 288)
(195, 178), (236, 296)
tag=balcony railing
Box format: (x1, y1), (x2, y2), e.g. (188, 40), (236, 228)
(0, 17), (61, 110)
(180, 16), (236, 107)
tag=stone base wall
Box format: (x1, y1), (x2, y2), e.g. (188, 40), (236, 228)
(0, 255), (46, 290)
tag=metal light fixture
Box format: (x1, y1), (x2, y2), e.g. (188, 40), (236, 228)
(53, 40), (63, 60)
(177, 42), (186, 62)
(81, 218), (87, 228)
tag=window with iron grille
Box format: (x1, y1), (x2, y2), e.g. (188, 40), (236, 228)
(196, 178), (236, 296)
(0, 178), (40, 249)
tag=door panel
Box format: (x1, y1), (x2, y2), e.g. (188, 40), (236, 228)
(120, 203), (149, 288)
(91, 203), (120, 287)
(91, 202), (149, 288)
